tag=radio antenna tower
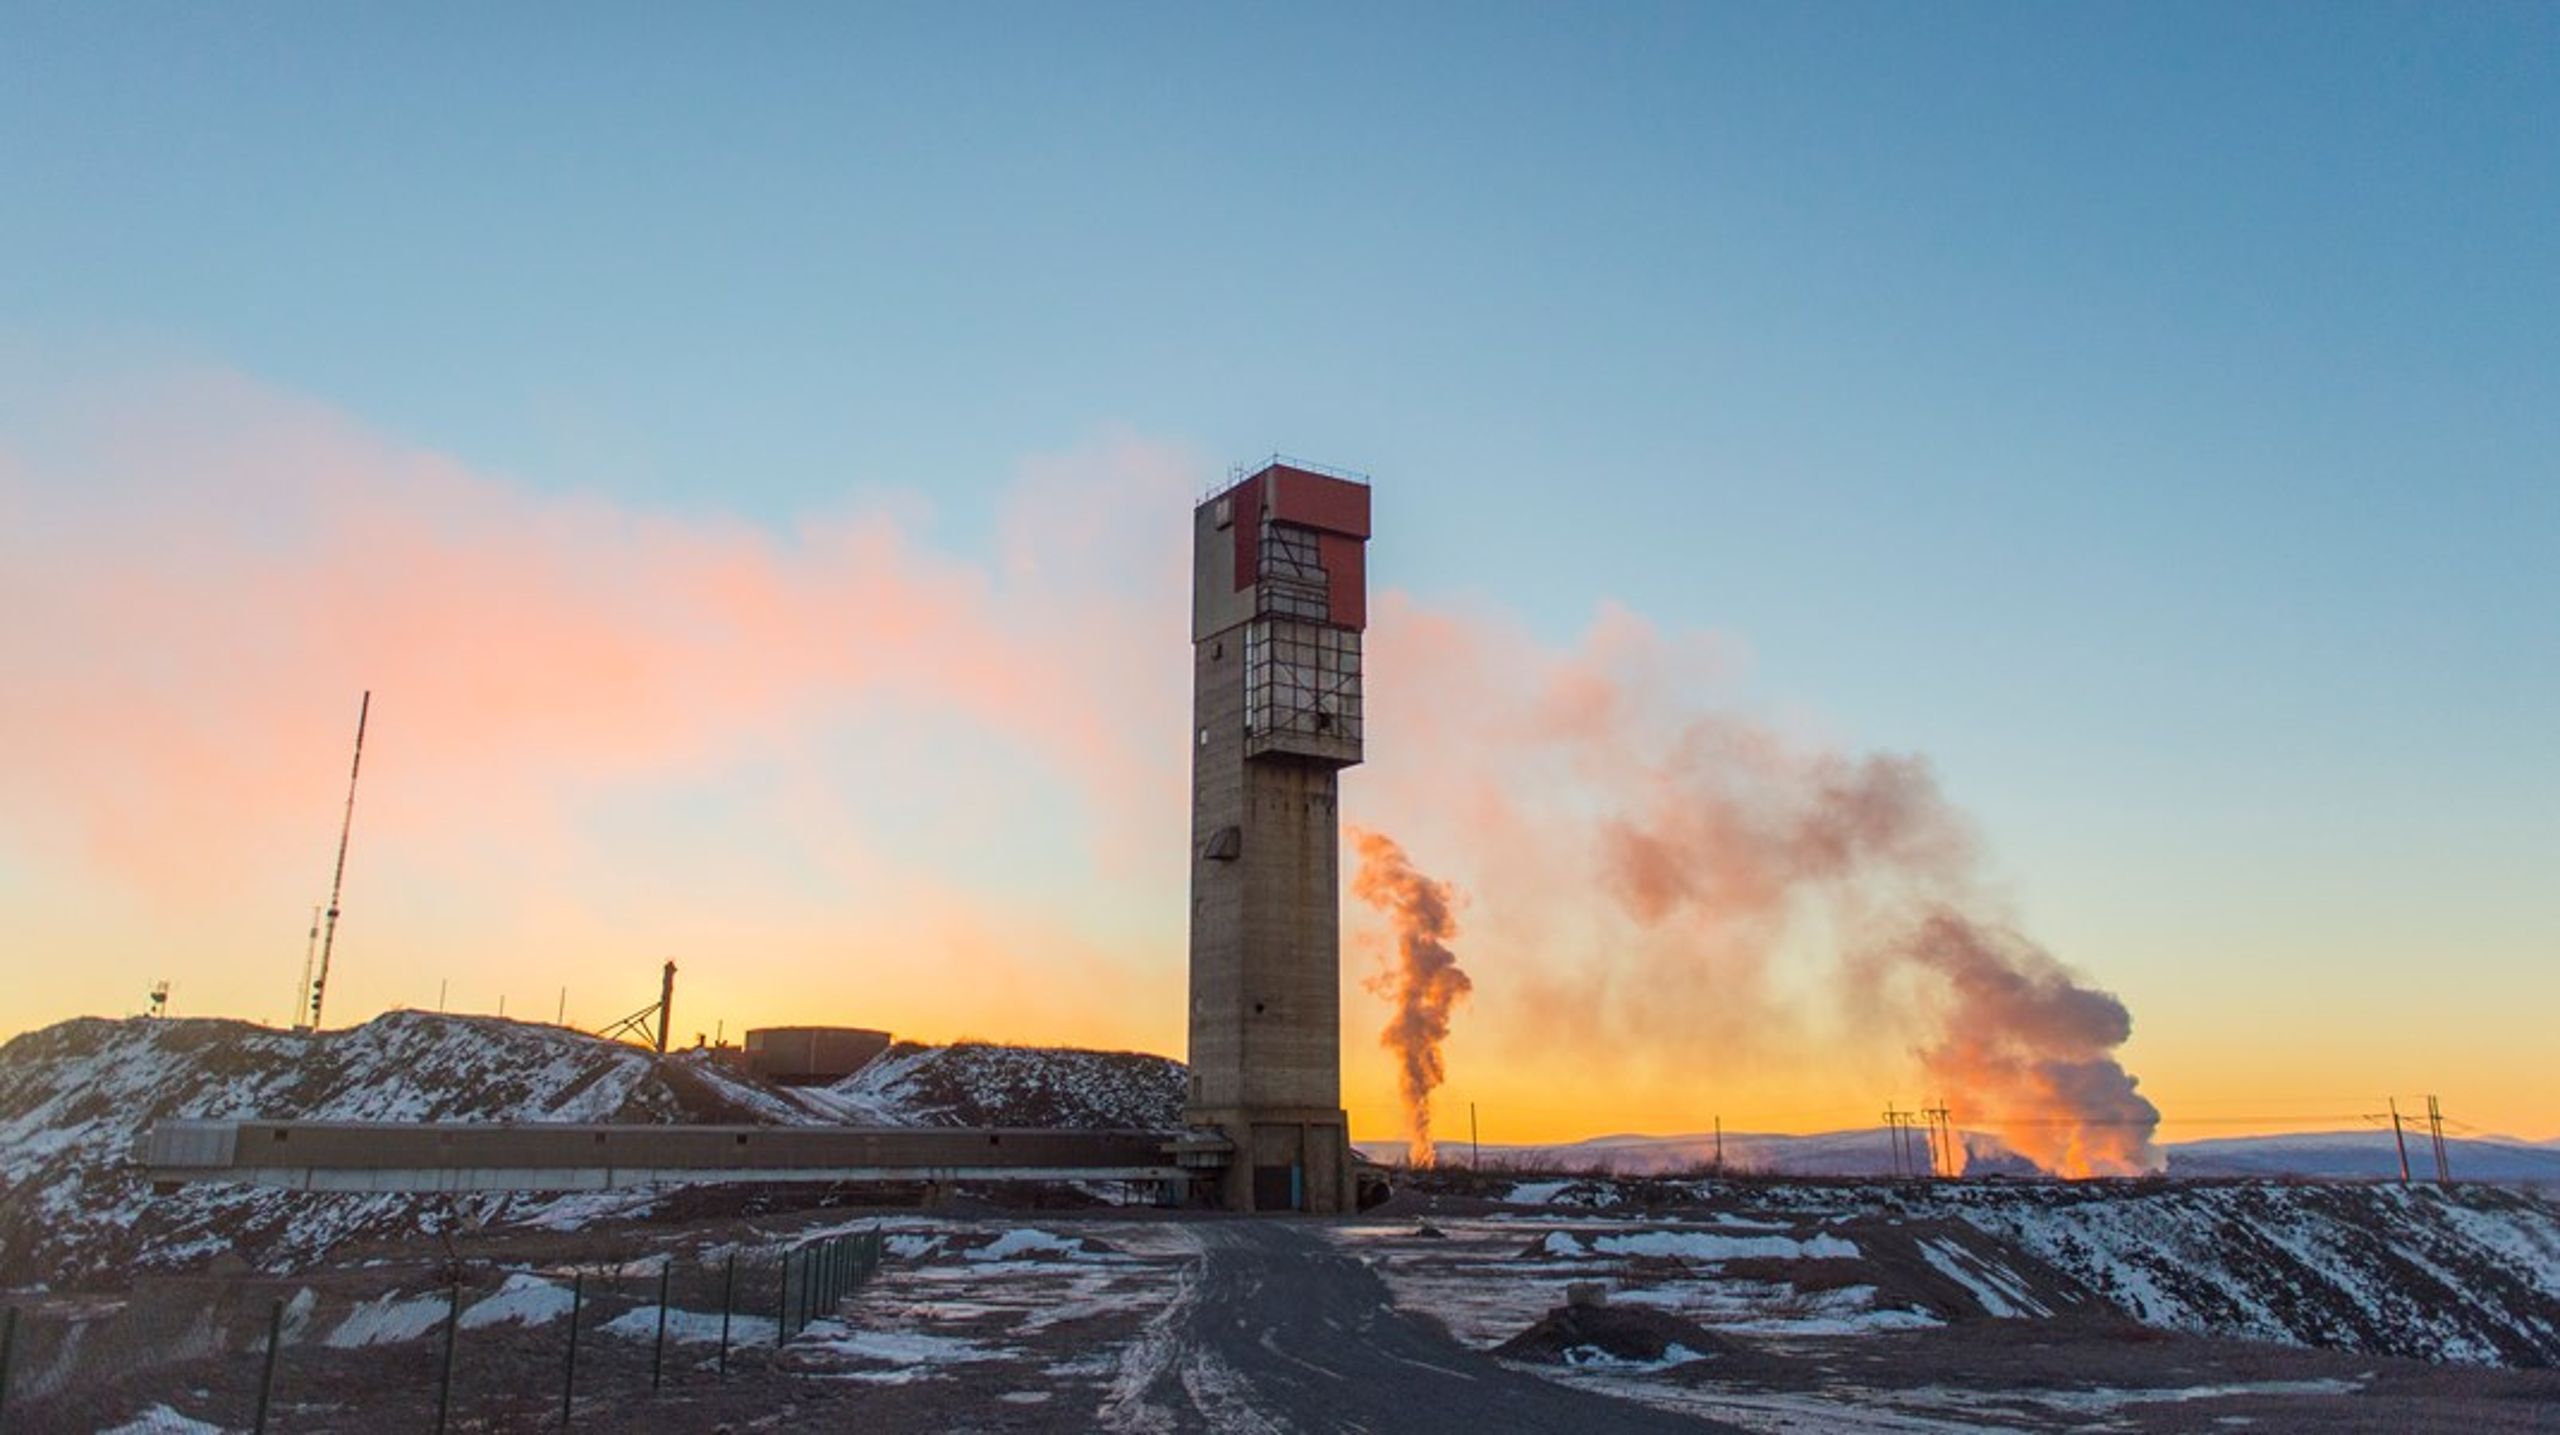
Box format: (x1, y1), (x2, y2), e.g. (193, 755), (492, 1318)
(292, 904), (321, 1032)
(305, 691), (371, 1031)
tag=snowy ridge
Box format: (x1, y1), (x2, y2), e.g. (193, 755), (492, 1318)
(0, 1012), (1185, 1290)
(1949, 1181), (2560, 1366)
(828, 1041), (1184, 1131)
(0, 1011), (806, 1288)
(1481, 1175), (2560, 1366)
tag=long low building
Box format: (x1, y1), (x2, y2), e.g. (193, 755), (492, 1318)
(142, 1120), (1189, 1193)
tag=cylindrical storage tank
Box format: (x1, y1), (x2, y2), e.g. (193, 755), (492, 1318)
(744, 1026), (892, 1083)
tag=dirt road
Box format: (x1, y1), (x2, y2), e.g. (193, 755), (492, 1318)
(1093, 1221), (1726, 1433)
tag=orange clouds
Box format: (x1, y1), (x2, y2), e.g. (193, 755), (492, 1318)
(3, 365), (2160, 1169)
(0, 366), (1193, 1044)
(2, 368), (1189, 901)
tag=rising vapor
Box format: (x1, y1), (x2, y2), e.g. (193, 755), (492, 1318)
(1892, 910), (2159, 1176)
(1349, 829), (1471, 1167)
(1361, 599), (2162, 1175)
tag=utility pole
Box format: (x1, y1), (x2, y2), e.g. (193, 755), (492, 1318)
(1882, 1107), (1914, 1178)
(1713, 1115), (1723, 1177)
(2389, 1099), (2412, 1185)
(2427, 1095), (2452, 1184)
(1923, 1102), (1954, 1178)
(1470, 1101), (1480, 1171)
(655, 961), (677, 1055)
(305, 690), (371, 1032)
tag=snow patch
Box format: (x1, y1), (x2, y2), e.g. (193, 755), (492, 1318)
(1917, 1238), (2051, 1319)
(461, 1273), (575, 1330)
(101, 1405), (227, 1435)
(1558, 1341), (1711, 1371)
(972, 1228), (1088, 1261)
(325, 1291), (449, 1347)
(1544, 1229), (1859, 1262)
(600, 1305), (777, 1345)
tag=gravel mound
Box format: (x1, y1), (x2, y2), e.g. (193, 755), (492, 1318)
(1494, 1302), (1735, 1367)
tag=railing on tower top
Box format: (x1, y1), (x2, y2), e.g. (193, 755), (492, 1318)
(1201, 454), (1373, 502)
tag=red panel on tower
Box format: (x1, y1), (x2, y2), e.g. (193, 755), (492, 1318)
(1266, 467), (1371, 538)
(1319, 533), (1366, 629)
(1228, 474), (1263, 592)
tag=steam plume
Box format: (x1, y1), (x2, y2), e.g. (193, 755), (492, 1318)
(1895, 910), (2160, 1176)
(1349, 829), (1471, 1167)
(1362, 598), (2163, 1176)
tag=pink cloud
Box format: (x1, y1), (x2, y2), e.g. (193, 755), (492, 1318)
(1, 367), (1192, 910)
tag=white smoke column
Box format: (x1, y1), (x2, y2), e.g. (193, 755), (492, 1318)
(1362, 598), (2164, 1176)
(1349, 828), (1471, 1167)
(1891, 910), (2160, 1176)
(1592, 736), (2163, 1175)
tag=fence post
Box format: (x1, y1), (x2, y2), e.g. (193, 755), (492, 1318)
(717, 1252), (735, 1379)
(651, 1260), (671, 1392)
(776, 1249), (792, 1345)
(433, 1280), (462, 1435)
(560, 1271), (582, 1430)
(0, 1304), (17, 1423)
(252, 1297), (284, 1434)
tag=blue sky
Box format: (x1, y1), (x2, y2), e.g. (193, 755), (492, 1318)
(5, 3), (2554, 1132)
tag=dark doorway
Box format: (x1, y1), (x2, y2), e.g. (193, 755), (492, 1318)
(1253, 1164), (1298, 1211)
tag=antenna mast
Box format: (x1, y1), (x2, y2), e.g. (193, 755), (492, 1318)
(293, 904), (321, 1032)
(306, 690), (371, 1031)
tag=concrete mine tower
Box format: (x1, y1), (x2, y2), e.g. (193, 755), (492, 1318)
(1183, 459), (1370, 1213)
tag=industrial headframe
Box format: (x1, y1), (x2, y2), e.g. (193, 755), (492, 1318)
(1185, 458), (1370, 1212)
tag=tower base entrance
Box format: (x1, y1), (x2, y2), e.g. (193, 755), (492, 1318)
(1182, 1106), (1355, 1213)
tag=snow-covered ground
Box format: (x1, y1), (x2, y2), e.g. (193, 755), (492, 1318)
(0, 1011), (777, 1288)
(829, 1041), (1182, 1130)
(0, 1011), (1182, 1289)
(1443, 1175), (2560, 1367)
(1335, 1216), (1946, 1348)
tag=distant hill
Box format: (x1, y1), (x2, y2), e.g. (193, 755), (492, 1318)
(1361, 1127), (2560, 1185)
(0, 1011), (1180, 1290)
(2167, 1130), (2560, 1184)
(1357, 1129), (2042, 1177)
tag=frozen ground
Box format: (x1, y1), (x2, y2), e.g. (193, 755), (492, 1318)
(0, 1012), (1185, 1290)
(15, 1200), (2559, 1433)
(1338, 1197), (2560, 1434)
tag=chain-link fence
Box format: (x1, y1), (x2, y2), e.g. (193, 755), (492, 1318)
(0, 1228), (888, 1431)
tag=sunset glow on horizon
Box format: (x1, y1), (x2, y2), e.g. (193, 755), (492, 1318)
(3, 362), (2551, 1151)
(4, 8), (2552, 1157)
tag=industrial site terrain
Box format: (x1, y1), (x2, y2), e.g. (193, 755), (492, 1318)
(3, 1014), (2557, 1432)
